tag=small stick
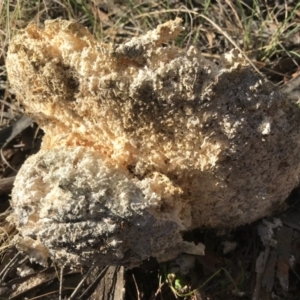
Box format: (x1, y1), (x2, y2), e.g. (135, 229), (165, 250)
(0, 176), (15, 194)
(132, 273), (141, 300)
(0, 251), (21, 282)
(59, 266), (64, 300)
(281, 73), (300, 94)
(68, 265), (95, 300)
(78, 266), (109, 300)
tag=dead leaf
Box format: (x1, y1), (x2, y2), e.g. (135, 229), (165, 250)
(205, 32), (215, 48)
(262, 248), (277, 292)
(275, 226), (293, 291)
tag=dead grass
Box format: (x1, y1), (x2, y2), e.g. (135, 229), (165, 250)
(0, 0), (300, 299)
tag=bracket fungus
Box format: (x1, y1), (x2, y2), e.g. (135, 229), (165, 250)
(6, 18), (300, 267)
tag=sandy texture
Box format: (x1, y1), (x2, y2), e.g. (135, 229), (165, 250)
(6, 18), (300, 266)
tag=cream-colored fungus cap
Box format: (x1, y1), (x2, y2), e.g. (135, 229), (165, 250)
(6, 18), (300, 266)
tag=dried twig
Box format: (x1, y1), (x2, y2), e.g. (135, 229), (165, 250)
(132, 273), (141, 300)
(0, 251), (21, 282)
(77, 266), (109, 300)
(59, 266), (64, 300)
(68, 265), (95, 300)
(0, 115), (33, 172)
(0, 176), (15, 194)
(281, 73), (300, 95)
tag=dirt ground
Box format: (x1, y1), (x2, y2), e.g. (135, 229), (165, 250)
(1, 0), (300, 299)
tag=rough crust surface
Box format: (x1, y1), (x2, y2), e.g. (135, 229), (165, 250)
(6, 18), (300, 266)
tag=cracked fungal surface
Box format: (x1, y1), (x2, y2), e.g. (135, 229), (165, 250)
(6, 18), (300, 266)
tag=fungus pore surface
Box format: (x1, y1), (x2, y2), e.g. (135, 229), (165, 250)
(6, 18), (300, 267)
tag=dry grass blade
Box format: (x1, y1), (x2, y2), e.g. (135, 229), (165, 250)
(0, 116), (33, 147)
(67, 265), (95, 300)
(0, 251), (21, 282)
(59, 266), (64, 300)
(281, 73), (300, 94)
(0, 115), (33, 172)
(132, 273), (141, 300)
(77, 266), (109, 300)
